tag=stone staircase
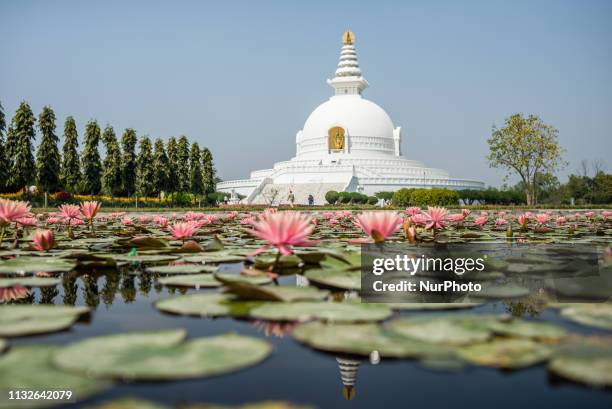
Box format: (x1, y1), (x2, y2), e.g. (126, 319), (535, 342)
(249, 182), (347, 205)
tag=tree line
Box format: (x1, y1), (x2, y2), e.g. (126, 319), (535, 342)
(0, 101), (216, 200)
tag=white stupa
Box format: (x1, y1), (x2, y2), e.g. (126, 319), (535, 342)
(217, 31), (484, 204)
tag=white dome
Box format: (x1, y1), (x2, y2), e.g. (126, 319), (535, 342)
(301, 95), (395, 142)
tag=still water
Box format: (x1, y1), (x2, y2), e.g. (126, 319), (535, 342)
(10, 263), (612, 409)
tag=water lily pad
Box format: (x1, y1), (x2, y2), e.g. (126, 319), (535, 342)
(0, 338), (6, 353)
(53, 330), (271, 380)
(384, 302), (481, 310)
(156, 293), (265, 318)
(158, 274), (221, 288)
(86, 398), (169, 409)
(111, 254), (180, 263)
(486, 318), (567, 340)
(0, 276), (61, 288)
(251, 301), (392, 323)
(183, 251), (245, 263)
(254, 254), (302, 269)
(145, 264), (218, 274)
(457, 338), (552, 368)
(385, 315), (492, 345)
(0, 257), (76, 274)
(304, 269), (361, 290)
(214, 273), (272, 285)
(292, 321), (454, 359)
(0, 345), (110, 408)
(0, 305), (89, 337)
(472, 282), (530, 299)
(548, 341), (612, 387)
(223, 282), (329, 302)
(559, 303), (612, 330)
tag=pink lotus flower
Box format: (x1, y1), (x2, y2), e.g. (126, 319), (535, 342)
(535, 214), (551, 225)
(405, 207), (422, 217)
(602, 211), (612, 220)
(0, 198), (31, 226)
(138, 215), (150, 223)
(556, 216), (567, 226)
(32, 229), (55, 251)
(240, 216), (254, 225)
(480, 211), (489, 217)
(473, 216), (488, 226)
(498, 211), (506, 217)
(329, 218), (339, 226)
(80, 201), (101, 220)
(226, 211), (239, 220)
(524, 212), (533, 218)
(71, 218), (85, 226)
(423, 207), (449, 230)
(247, 211), (318, 255)
(495, 218), (507, 226)
(46, 217), (60, 225)
(461, 208), (471, 217)
(447, 213), (466, 223)
(0, 286), (30, 302)
(311, 217), (319, 225)
(153, 216), (168, 227)
(354, 211), (403, 242)
(121, 217), (133, 226)
(410, 213), (428, 226)
(168, 221), (200, 241)
(517, 213), (530, 227)
(584, 211), (595, 220)
(322, 212), (333, 220)
(16, 217), (38, 227)
(58, 204), (80, 221)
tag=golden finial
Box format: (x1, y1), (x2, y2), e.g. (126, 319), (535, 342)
(342, 30), (355, 45)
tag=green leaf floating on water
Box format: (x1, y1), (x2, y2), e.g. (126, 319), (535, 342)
(292, 321), (455, 359)
(0, 276), (61, 288)
(559, 303), (612, 330)
(548, 340), (612, 387)
(303, 269), (361, 290)
(0, 305), (89, 337)
(253, 254), (302, 269)
(156, 293), (266, 318)
(0, 338), (6, 354)
(214, 273), (272, 286)
(52, 329), (272, 381)
(251, 301), (392, 323)
(110, 254), (180, 263)
(182, 251), (245, 264)
(87, 397), (315, 409)
(0, 345), (111, 408)
(385, 315), (493, 345)
(145, 264), (218, 274)
(158, 274), (222, 288)
(485, 318), (567, 340)
(457, 338), (552, 369)
(0, 256), (76, 275)
(224, 282), (329, 302)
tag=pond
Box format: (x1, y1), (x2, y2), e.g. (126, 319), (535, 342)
(1, 206), (611, 409)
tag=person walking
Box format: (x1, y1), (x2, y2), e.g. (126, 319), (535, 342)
(287, 190), (295, 208)
(308, 194), (314, 206)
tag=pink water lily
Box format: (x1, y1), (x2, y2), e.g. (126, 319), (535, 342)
(32, 229), (55, 251)
(0, 198), (31, 226)
(354, 211), (403, 242)
(247, 211), (318, 255)
(556, 216), (567, 226)
(473, 216), (488, 226)
(495, 218), (507, 226)
(80, 201), (101, 220)
(410, 213), (428, 226)
(169, 221), (200, 241)
(447, 213), (466, 223)
(423, 207), (448, 230)
(16, 217), (37, 228)
(535, 213), (551, 225)
(405, 207), (421, 217)
(517, 214), (529, 227)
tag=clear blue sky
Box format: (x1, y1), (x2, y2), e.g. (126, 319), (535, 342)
(1, 0), (610, 187)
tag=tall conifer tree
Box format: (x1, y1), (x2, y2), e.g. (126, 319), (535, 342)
(176, 136), (190, 193)
(80, 120), (102, 195)
(60, 116), (81, 193)
(121, 128), (137, 196)
(152, 138), (170, 196)
(101, 125), (122, 196)
(136, 136), (154, 197)
(166, 137), (178, 192)
(11, 102), (37, 191)
(35, 106), (61, 193)
(0, 101), (6, 191)
(189, 142), (204, 195)
(201, 147), (216, 195)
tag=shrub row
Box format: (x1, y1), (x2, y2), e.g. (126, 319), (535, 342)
(325, 191), (378, 205)
(391, 188), (459, 207)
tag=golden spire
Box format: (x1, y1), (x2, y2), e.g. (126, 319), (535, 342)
(342, 30), (355, 45)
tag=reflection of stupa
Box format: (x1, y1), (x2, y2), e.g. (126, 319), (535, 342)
(218, 30), (484, 204)
(336, 356), (360, 400)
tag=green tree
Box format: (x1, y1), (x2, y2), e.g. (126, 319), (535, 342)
(120, 128), (137, 196)
(487, 113), (565, 205)
(152, 138), (170, 196)
(0, 101), (6, 191)
(136, 136), (154, 197)
(60, 116), (81, 193)
(189, 142), (204, 195)
(11, 102), (37, 191)
(176, 135), (190, 192)
(592, 171), (612, 204)
(201, 147), (215, 195)
(35, 106), (61, 193)
(101, 125), (122, 196)
(80, 120), (102, 195)
(166, 137), (178, 193)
